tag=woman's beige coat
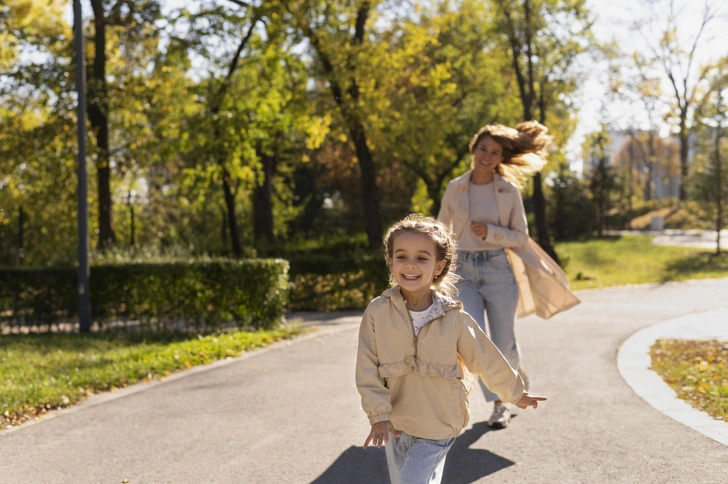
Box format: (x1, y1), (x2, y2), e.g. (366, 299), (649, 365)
(438, 170), (580, 319)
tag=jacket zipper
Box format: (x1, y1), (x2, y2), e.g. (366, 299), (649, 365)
(402, 298), (454, 359)
(403, 301), (418, 357)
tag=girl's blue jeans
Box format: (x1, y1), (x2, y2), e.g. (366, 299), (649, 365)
(385, 430), (455, 484)
(455, 248), (521, 402)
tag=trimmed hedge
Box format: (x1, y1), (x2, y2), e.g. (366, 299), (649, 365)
(286, 253), (390, 311)
(0, 259), (288, 331)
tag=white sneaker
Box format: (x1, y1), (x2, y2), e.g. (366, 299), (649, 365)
(488, 402), (511, 429)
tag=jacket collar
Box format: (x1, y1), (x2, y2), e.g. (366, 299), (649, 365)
(382, 286), (462, 318)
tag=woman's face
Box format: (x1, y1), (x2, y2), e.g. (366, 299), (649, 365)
(472, 136), (504, 175)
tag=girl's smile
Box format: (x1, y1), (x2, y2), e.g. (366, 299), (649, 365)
(388, 231), (446, 309)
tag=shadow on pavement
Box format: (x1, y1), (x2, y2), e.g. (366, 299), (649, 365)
(311, 422), (513, 483)
(310, 446), (388, 484)
(443, 422), (515, 483)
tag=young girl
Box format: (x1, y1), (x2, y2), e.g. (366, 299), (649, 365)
(356, 214), (546, 484)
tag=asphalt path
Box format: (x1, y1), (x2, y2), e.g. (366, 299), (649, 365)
(1, 278), (727, 483)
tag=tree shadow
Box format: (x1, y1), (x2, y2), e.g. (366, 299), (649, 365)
(659, 251), (728, 283)
(310, 422), (513, 484)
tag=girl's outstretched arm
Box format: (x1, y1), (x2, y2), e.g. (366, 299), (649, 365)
(514, 393), (547, 409)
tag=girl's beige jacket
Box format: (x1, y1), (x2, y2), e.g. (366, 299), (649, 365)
(356, 287), (525, 440)
(438, 170), (580, 319)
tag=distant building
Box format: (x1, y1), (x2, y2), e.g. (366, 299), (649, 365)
(585, 129), (686, 200)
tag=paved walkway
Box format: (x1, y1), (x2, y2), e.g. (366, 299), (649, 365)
(610, 229), (728, 250)
(1, 278), (728, 483)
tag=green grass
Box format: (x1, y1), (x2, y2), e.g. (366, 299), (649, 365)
(650, 339), (728, 421)
(557, 235), (728, 290)
(0, 325), (304, 429)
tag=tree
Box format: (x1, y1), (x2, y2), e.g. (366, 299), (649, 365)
(690, 64), (728, 254)
(0, 0), (79, 266)
(585, 126), (618, 237)
(371, 0), (521, 217)
(87, 0), (161, 249)
(492, 0), (595, 263)
(285, 0), (384, 249)
(636, 0), (722, 200)
(548, 163), (594, 240)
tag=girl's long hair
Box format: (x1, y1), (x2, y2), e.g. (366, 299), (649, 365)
(469, 121), (552, 187)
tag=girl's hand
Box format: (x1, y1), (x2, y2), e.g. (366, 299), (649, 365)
(470, 222), (488, 239)
(515, 393), (547, 409)
(363, 421), (400, 449)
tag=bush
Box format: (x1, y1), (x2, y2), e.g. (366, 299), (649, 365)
(284, 253), (389, 311)
(548, 170), (595, 240)
(0, 259), (288, 331)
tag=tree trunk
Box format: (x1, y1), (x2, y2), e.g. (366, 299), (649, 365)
(350, 124), (382, 248)
(222, 168), (242, 257)
(534, 113), (558, 263)
(678, 113), (689, 201)
(253, 154), (276, 246)
(533, 171), (559, 261)
(88, 0), (115, 249)
(428, 181), (442, 218)
(299, 3), (382, 250)
(715, 99), (723, 255)
(221, 207), (227, 248)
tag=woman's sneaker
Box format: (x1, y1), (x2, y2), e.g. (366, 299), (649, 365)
(487, 402), (511, 429)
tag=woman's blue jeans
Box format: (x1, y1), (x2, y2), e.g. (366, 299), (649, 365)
(455, 248), (520, 402)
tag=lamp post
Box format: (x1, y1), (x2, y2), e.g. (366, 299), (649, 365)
(74, 0), (91, 332)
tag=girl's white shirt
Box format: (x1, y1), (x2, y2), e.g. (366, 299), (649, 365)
(408, 302), (436, 336)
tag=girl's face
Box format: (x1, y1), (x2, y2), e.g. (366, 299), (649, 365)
(388, 231), (446, 298)
(472, 136), (504, 176)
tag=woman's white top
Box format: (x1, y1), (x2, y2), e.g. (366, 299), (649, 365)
(408, 302), (436, 336)
(458, 182), (500, 251)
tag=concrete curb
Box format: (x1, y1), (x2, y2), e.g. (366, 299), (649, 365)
(617, 307), (728, 446)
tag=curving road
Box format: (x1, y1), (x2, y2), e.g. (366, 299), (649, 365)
(1, 278), (727, 483)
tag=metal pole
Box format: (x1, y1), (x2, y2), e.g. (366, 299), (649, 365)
(74, 0), (91, 332)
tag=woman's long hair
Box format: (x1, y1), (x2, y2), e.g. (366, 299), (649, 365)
(469, 121), (552, 186)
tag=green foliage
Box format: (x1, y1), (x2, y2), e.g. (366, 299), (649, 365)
(279, 251), (388, 311)
(548, 166), (595, 240)
(584, 126), (624, 235)
(0, 0), (607, 276)
(0, 259), (288, 330)
(0, 324), (303, 429)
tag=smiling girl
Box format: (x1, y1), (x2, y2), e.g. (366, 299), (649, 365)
(356, 214), (546, 484)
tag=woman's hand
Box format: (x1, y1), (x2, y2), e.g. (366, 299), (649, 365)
(363, 420), (400, 448)
(470, 222), (488, 239)
(514, 393), (547, 409)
